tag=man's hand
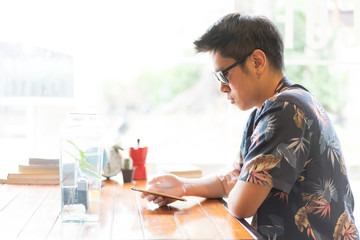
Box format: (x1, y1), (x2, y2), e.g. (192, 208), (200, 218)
(141, 174), (186, 206)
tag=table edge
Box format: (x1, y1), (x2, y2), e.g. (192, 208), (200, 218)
(217, 198), (265, 240)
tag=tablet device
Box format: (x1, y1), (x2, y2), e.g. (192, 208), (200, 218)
(131, 187), (186, 201)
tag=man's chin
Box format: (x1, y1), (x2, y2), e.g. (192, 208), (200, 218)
(236, 103), (253, 111)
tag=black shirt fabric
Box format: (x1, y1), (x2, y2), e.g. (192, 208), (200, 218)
(238, 77), (359, 239)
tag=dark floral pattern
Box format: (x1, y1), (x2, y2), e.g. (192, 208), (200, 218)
(238, 77), (359, 239)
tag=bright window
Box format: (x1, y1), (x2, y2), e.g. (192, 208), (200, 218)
(1, 0), (359, 175)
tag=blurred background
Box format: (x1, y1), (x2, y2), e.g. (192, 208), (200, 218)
(0, 0), (359, 220)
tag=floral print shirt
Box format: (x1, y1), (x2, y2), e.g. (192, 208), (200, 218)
(238, 77), (359, 239)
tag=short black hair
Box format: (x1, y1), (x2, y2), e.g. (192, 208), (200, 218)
(194, 13), (284, 72)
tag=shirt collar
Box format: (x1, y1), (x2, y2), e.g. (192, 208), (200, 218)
(274, 76), (293, 94)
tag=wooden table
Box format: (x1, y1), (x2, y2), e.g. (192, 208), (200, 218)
(0, 177), (262, 239)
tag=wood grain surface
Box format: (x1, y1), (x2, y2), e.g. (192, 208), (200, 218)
(0, 176), (259, 239)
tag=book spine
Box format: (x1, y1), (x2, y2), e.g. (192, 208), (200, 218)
(28, 158), (59, 165)
(7, 174), (59, 180)
(19, 165), (59, 173)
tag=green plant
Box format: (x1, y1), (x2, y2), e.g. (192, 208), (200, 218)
(136, 63), (203, 107)
(279, 6), (349, 117)
(65, 140), (99, 177)
(122, 158), (133, 170)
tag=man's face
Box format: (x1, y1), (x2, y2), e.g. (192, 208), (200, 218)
(212, 51), (260, 111)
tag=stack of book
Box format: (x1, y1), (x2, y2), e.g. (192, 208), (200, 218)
(0, 157), (59, 185)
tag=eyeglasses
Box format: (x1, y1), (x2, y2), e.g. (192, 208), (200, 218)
(213, 51), (253, 85)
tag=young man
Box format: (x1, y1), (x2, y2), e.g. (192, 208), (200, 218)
(142, 13), (359, 239)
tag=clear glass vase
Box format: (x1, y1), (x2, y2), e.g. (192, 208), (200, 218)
(60, 113), (103, 221)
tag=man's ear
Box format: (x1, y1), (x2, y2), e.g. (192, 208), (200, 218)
(251, 49), (266, 75)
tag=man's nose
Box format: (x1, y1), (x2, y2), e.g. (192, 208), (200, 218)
(219, 82), (229, 93)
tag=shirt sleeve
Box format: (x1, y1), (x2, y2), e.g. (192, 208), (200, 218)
(239, 100), (312, 193)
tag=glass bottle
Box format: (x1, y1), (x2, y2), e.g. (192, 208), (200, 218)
(59, 113), (103, 221)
